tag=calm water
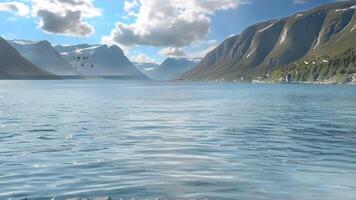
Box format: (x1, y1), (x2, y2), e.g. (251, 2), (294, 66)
(0, 80), (356, 200)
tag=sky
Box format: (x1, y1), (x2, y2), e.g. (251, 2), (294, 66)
(0, 0), (343, 64)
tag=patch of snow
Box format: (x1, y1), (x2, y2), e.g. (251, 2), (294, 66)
(259, 21), (276, 33)
(351, 24), (356, 32)
(335, 8), (348, 12)
(144, 67), (155, 71)
(314, 36), (321, 50)
(11, 39), (39, 45)
(246, 48), (256, 58)
(75, 45), (101, 54)
(61, 52), (70, 56)
(335, 5), (356, 12)
(225, 34), (236, 39)
(296, 13), (303, 17)
(279, 28), (288, 45)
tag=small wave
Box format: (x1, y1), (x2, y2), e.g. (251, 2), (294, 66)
(28, 129), (56, 133)
(37, 136), (56, 140)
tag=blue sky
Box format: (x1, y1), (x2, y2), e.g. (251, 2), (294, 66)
(0, 0), (341, 63)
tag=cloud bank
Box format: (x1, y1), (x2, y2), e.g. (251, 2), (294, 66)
(104, 0), (245, 48)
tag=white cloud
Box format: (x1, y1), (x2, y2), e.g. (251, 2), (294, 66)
(124, 0), (138, 12)
(31, 0), (101, 37)
(104, 0), (246, 48)
(131, 53), (156, 63)
(0, 2), (30, 17)
(186, 40), (219, 58)
(159, 47), (186, 57)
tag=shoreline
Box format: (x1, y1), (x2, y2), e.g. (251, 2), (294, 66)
(174, 79), (356, 85)
(0, 78), (355, 85)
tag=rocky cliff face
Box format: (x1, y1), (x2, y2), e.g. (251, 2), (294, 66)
(182, 1), (356, 83)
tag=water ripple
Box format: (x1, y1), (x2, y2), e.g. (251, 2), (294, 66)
(0, 81), (355, 200)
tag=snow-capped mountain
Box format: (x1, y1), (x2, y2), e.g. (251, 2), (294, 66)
(55, 44), (147, 78)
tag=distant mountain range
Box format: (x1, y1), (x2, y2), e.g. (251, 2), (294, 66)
(0, 37), (147, 79)
(0, 37), (58, 79)
(142, 57), (200, 81)
(10, 40), (80, 76)
(55, 44), (147, 79)
(182, 1), (356, 83)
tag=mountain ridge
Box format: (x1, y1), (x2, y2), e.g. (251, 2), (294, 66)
(10, 40), (81, 76)
(55, 44), (147, 79)
(0, 37), (58, 79)
(182, 0), (356, 83)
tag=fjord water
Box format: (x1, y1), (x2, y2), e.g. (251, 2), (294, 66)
(0, 80), (356, 200)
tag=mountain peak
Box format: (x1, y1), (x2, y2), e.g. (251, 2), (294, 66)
(56, 43), (146, 78)
(9, 39), (80, 76)
(0, 37), (57, 78)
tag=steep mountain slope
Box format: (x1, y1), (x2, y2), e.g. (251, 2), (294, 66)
(55, 44), (147, 79)
(148, 58), (200, 80)
(10, 40), (80, 76)
(0, 37), (58, 79)
(182, 0), (356, 83)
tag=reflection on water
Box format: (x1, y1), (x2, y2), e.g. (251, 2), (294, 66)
(0, 80), (356, 200)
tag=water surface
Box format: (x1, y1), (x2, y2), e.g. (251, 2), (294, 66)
(0, 80), (356, 200)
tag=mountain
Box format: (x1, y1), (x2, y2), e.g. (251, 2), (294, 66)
(55, 44), (147, 79)
(9, 40), (80, 76)
(134, 62), (160, 73)
(182, 1), (356, 83)
(148, 57), (200, 81)
(0, 37), (58, 79)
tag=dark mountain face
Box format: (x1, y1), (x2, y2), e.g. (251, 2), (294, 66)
(10, 40), (80, 76)
(182, 0), (356, 83)
(147, 58), (200, 81)
(55, 44), (147, 78)
(0, 37), (58, 79)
